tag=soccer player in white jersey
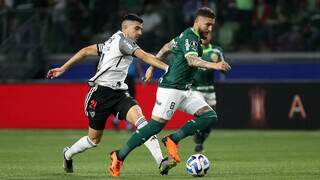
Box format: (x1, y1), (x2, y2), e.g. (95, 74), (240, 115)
(47, 14), (175, 176)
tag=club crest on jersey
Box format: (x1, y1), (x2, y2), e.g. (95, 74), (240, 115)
(166, 110), (173, 117)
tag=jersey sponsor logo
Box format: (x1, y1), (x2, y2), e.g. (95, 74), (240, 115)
(171, 39), (177, 49)
(190, 41), (198, 49)
(185, 39), (190, 51)
(185, 39), (198, 51)
(156, 100), (162, 105)
(107, 36), (115, 44)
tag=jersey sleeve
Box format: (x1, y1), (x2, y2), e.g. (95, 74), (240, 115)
(182, 35), (200, 58)
(96, 43), (104, 56)
(119, 37), (140, 56)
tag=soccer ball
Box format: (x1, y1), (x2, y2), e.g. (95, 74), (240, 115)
(186, 154), (210, 177)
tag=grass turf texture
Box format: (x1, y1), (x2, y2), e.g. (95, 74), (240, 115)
(0, 130), (319, 180)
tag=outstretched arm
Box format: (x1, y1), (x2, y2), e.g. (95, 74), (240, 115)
(155, 41), (173, 60)
(185, 54), (231, 72)
(47, 44), (98, 79)
(134, 48), (169, 71)
(144, 41), (173, 82)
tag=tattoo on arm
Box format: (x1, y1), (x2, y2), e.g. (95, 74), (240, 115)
(185, 54), (207, 67)
(156, 41), (173, 60)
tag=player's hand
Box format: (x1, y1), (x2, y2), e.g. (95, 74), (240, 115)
(143, 66), (154, 83)
(46, 67), (65, 79)
(216, 61), (231, 73)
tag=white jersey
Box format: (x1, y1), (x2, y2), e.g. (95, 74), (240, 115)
(88, 31), (140, 90)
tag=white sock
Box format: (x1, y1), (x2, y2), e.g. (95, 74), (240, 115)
(64, 136), (97, 160)
(135, 117), (164, 166)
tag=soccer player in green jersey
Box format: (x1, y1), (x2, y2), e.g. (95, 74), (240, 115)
(192, 32), (229, 152)
(109, 7), (231, 176)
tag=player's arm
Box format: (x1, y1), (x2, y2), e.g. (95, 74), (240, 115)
(47, 44), (99, 79)
(185, 54), (231, 72)
(210, 48), (231, 73)
(134, 48), (169, 71)
(156, 40), (173, 60)
(118, 36), (169, 72)
(144, 40), (173, 82)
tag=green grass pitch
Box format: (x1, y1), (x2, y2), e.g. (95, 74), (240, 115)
(0, 130), (319, 180)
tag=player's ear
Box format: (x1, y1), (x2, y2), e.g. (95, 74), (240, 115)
(121, 21), (128, 31)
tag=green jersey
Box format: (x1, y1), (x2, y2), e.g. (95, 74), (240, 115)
(191, 43), (224, 92)
(159, 27), (202, 90)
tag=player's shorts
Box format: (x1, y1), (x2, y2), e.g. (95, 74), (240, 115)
(152, 87), (211, 120)
(191, 91), (216, 107)
(84, 85), (137, 130)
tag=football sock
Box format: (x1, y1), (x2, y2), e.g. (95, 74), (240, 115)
(118, 119), (165, 161)
(171, 111), (217, 144)
(194, 123), (212, 144)
(64, 136), (98, 160)
(135, 117), (164, 166)
(194, 131), (210, 145)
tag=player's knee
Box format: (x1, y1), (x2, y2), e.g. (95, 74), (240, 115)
(199, 110), (218, 128)
(195, 106), (213, 116)
(127, 109), (144, 125)
(87, 136), (100, 146)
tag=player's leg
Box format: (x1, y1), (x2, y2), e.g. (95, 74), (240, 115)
(126, 105), (164, 166)
(189, 91), (207, 152)
(64, 128), (102, 160)
(110, 88), (183, 176)
(193, 91), (217, 152)
(165, 91), (218, 156)
(108, 93), (167, 177)
(63, 85), (110, 173)
(124, 75), (135, 131)
(63, 120), (107, 173)
(111, 117), (120, 130)
(125, 105), (173, 175)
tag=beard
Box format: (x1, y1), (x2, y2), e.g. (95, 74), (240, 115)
(199, 29), (209, 40)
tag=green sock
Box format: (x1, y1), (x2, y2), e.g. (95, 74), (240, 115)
(171, 111), (217, 143)
(118, 119), (165, 161)
(194, 120), (215, 144)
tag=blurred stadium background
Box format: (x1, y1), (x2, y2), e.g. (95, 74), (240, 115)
(0, 0), (320, 179)
(0, 0), (319, 129)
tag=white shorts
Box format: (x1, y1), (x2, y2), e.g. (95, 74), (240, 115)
(152, 87), (210, 120)
(191, 91), (216, 107)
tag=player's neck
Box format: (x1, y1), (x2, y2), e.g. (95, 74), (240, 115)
(191, 26), (200, 38)
(203, 44), (210, 49)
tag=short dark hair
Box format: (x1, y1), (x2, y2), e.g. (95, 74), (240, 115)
(195, 7), (215, 19)
(121, 13), (143, 24)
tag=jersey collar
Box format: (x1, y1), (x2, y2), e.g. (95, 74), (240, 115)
(202, 43), (213, 54)
(191, 28), (200, 38)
